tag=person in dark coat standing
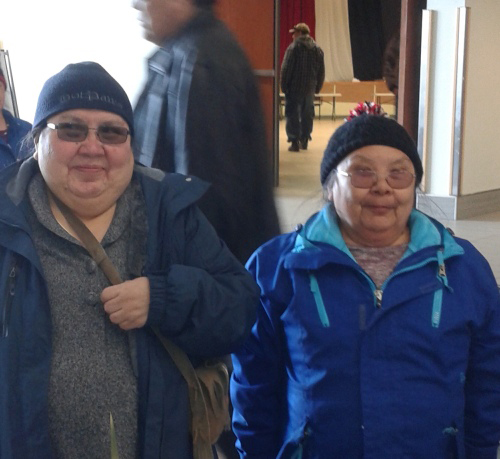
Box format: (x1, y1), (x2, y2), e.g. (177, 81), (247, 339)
(133, 0), (280, 265)
(281, 22), (325, 152)
(133, 1), (280, 456)
(0, 67), (32, 169)
(382, 30), (400, 96)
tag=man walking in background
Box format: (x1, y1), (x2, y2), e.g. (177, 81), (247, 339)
(132, 1), (280, 456)
(281, 22), (325, 152)
(133, 0), (280, 265)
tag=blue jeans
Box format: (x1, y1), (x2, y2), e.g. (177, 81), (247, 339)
(284, 92), (315, 142)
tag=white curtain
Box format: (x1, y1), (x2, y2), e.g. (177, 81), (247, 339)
(315, 0), (354, 82)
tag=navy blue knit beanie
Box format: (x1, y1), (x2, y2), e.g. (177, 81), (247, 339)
(33, 62), (134, 135)
(320, 114), (423, 186)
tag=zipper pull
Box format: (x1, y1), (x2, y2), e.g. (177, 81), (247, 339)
(374, 289), (383, 308)
(2, 261), (17, 338)
(436, 249), (451, 290)
(9, 265), (16, 295)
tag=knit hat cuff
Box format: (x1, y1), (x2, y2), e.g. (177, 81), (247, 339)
(33, 62), (134, 135)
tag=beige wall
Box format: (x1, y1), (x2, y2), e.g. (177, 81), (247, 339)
(425, 0), (465, 196)
(424, 0), (500, 197)
(461, 0), (500, 194)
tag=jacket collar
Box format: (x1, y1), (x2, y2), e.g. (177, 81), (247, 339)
(5, 156), (39, 205)
(295, 205), (464, 260)
(2, 108), (15, 125)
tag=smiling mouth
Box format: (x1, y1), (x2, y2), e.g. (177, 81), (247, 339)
(365, 205), (394, 214)
(73, 165), (104, 172)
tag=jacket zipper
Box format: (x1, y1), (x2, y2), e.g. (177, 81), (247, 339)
(371, 254), (451, 326)
(2, 257), (17, 338)
(291, 424), (311, 459)
(304, 246), (453, 328)
(432, 249), (453, 328)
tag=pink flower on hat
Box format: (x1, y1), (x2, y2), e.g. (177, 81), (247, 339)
(346, 101), (386, 121)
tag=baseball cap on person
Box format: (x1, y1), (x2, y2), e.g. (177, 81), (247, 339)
(289, 23), (310, 34)
(33, 62), (134, 136)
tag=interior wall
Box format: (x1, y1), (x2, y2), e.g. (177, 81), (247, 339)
(461, 0), (500, 194)
(424, 0), (500, 198)
(425, 0), (465, 196)
(0, 0), (154, 124)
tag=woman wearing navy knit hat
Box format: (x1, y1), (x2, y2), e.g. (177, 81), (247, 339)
(0, 62), (259, 459)
(231, 102), (500, 459)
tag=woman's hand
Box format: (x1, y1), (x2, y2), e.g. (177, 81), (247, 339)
(101, 277), (150, 330)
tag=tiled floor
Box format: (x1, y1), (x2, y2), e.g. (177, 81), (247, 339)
(275, 118), (500, 284)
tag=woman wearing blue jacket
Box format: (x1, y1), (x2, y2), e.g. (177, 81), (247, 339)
(231, 103), (500, 459)
(0, 62), (259, 458)
(0, 67), (32, 169)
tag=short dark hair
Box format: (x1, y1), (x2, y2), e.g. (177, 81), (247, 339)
(194, 0), (216, 6)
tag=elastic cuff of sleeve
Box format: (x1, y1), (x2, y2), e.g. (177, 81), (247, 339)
(145, 272), (169, 327)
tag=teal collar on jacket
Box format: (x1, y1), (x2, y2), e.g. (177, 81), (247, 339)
(295, 205), (464, 260)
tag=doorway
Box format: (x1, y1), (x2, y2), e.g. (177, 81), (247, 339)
(216, 0), (424, 195)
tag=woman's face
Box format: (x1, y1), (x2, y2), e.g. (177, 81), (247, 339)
(328, 145), (416, 247)
(35, 109), (134, 216)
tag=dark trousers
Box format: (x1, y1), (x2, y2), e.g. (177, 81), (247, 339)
(284, 92), (315, 142)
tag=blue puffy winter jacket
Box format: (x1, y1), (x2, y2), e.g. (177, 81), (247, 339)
(231, 205), (500, 459)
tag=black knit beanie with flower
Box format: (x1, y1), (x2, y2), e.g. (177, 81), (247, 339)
(320, 103), (423, 186)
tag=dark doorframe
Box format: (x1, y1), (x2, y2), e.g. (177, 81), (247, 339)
(215, 0), (279, 184)
(398, 0), (427, 142)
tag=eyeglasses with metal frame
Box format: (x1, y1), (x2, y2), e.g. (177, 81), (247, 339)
(46, 122), (130, 145)
(335, 168), (416, 189)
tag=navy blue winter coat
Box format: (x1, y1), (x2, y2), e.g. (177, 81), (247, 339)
(0, 109), (31, 169)
(231, 205), (500, 459)
(0, 158), (259, 458)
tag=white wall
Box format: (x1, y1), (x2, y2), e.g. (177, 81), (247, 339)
(0, 0), (155, 123)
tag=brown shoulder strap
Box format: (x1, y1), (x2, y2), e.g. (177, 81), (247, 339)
(52, 194), (123, 285)
(50, 193), (213, 458)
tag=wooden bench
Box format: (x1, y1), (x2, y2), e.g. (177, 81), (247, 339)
(317, 82), (342, 120)
(279, 80), (395, 120)
(334, 80), (395, 106)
